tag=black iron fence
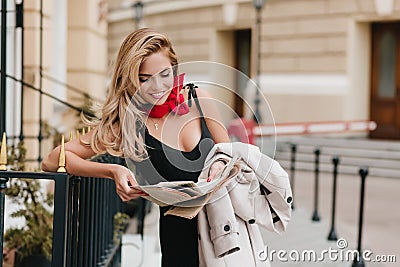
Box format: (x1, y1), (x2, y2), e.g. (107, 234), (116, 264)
(0, 171), (69, 267)
(0, 153), (127, 267)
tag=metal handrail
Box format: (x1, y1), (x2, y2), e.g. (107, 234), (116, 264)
(0, 171), (69, 267)
(0, 168), (124, 267)
(42, 72), (103, 103)
(0, 70), (97, 118)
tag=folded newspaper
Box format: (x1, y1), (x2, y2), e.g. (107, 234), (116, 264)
(131, 156), (240, 219)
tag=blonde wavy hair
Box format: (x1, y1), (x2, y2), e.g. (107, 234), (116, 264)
(85, 28), (178, 161)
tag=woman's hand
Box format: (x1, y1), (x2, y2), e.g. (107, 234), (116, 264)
(112, 165), (148, 201)
(207, 160), (226, 182)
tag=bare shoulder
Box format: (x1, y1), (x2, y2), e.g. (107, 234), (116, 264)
(190, 87), (230, 143)
(193, 87), (212, 98)
(189, 87), (218, 116)
(182, 86), (215, 113)
(182, 86), (212, 102)
(191, 87), (215, 111)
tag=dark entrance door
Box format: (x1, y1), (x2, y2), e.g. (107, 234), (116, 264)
(370, 22), (400, 139)
(234, 29), (251, 117)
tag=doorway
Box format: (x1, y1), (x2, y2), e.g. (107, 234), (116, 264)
(370, 22), (400, 139)
(234, 29), (251, 117)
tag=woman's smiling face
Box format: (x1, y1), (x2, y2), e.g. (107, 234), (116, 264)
(138, 51), (174, 105)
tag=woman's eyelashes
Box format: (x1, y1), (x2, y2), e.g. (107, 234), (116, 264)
(139, 77), (149, 83)
(139, 69), (171, 83)
(160, 69), (171, 77)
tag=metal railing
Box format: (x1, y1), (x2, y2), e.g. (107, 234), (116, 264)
(0, 171), (69, 267)
(0, 153), (127, 267)
(287, 143), (370, 266)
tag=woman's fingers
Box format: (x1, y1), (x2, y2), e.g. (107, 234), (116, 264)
(127, 174), (136, 187)
(117, 187), (148, 202)
(114, 168), (149, 201)
(125, 174), (149, 197)
(130, 188), (149, 197)
(207, 161), (225, 182)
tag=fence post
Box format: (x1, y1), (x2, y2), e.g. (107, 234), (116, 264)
(327, 156), (339, 241)
(311, 148), (320, 222)
(352, 167), (368, 267)
(0, 176), (9, 267)
(0, 0), (7, 136)
(289, 143), (297, 209)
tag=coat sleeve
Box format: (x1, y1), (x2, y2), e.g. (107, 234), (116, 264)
(257, 157), (292, 233)
(205, 187), (241, 258)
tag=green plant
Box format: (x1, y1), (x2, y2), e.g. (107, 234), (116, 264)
(7, 141), (27, 172)
(4, 179), (54, 261)
(4, 141), (54, 262)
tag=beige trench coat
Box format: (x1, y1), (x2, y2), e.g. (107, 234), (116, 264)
(197, 142), (293, 267)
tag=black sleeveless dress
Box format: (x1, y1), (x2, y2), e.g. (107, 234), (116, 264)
(134, 97), (214, 267)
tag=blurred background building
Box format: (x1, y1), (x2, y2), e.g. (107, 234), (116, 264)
(108, 0), (400, 139)
(2, 0), (400, 164)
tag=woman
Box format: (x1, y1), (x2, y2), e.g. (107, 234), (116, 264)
(42, 28), (230, 266)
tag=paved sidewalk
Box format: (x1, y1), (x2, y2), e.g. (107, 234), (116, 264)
(261, 208), (376, 267)
(121, 170), (399, 267)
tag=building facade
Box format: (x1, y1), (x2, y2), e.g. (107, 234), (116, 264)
(108, 0), (400, 139)
(2, 0), (400, 165)
(1, 0), (108, 165)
